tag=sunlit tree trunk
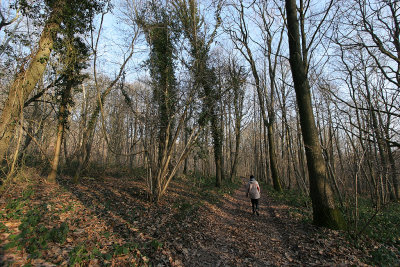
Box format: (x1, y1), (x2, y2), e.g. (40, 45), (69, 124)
(0, 7), (62, 162)
(48, 86), (70, 182)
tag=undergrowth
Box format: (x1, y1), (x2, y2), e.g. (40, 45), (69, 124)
(0, 166), (40, 193)
(264, 183), (400, 266)
(1, 187), (70, 260)
(193, 173), (241, 203)
(264, 183), (312, 223)
(0, 181), (148, 266)
(344, 198), (400, 266)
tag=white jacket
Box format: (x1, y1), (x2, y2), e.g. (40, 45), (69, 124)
(247, 179), (260, 199)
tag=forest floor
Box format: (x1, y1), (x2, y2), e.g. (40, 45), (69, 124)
(0, 170), (375, 266)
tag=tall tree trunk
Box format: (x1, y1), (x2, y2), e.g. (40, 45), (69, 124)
(211, 115), (224, 187)
(47, 121), (64, 182)
(296, 115), (308, 188)
(230, 103), (242, 181)
(285, 0), (346, 229)
(173, 0), (223, 187)
(267, 122), (282, 191)
(387, 143), (399, 199)
(183, 127), (189, 175)
(228, 60), (245, 181)
(0, 8), (61, 162)
(48, 85), (71, 182)
(73, 112), (97, 183)
(247, 50), (281, 190)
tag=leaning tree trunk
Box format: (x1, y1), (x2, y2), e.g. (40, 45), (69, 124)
(285, 0), (346, 229)
(0, 8), (61, 162)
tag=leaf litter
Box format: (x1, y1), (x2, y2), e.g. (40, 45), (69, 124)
(1, 175), (370, 266)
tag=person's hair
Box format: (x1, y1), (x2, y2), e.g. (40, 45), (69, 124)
(250, 175), (254, 179)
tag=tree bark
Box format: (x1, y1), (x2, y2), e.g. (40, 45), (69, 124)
(0, 8), (61, 162)
(48, 84), (71, 183)
(285, 0), (346, 229)
(211, 115), (224, 187)
(47, 110), (65, 182)
(267, 122), (282, 191)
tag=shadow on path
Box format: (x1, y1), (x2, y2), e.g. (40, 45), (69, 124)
(56, 175), (366, 266)
(181, 177), (366, 266)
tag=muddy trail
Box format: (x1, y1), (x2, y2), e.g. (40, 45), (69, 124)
(1, 175), (368, 266)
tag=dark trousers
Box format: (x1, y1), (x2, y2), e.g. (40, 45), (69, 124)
(251, 198), (259, 213)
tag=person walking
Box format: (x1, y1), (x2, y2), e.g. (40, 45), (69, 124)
(246, 175), (260, 215)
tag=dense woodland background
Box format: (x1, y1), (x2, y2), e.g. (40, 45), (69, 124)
(0, 0), (400, 264)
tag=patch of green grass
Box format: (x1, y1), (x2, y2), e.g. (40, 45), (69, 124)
(367, 246), (399, 267)
(112, 242), (140, 256)
(49, 222), (69, 243)
(4, 199), (25, 219)
(265, 184), (310, 208)
(0, 221), (9, 233)
(150, 239), (163, 250)
(102, 231), (111, 239)
(61, 203), (75, 213)
(72, 242), (145, 265)
(5, 204), (69, 259)
(69, 244), (89, 266)
(102, 252), (112, 261)
(21, 188), (34, 199)
(347, 199), (400, 245)
(362, 203), (400, 246)
(343, 198), (400, 266)
(3, 187), (34, 220)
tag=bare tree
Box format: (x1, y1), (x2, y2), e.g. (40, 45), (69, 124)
(226, 0), (283, 191)
(227, 57), (246, 181)
(73, 9), (139, 183)
(285, 0), (346, 229)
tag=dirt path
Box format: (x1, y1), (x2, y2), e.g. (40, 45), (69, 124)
(1, 175), (368, 266)
(179, 177), (367, 266)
